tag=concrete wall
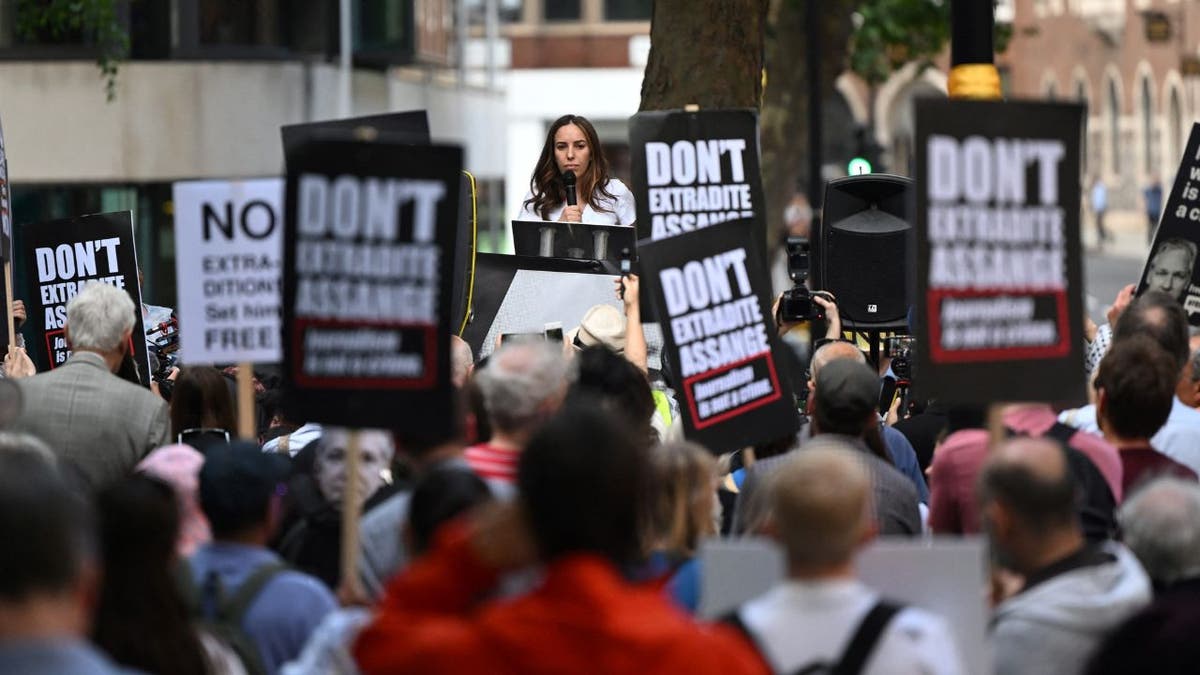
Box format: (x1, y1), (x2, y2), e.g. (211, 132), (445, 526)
(0, 60), (505, 184)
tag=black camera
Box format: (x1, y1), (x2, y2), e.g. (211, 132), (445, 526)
(778, 237), (827, 323)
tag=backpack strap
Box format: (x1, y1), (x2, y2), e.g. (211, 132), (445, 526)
(218, 562), (289, 624)
(830, 600), (904, 675)
(1042, 422), (1077, 448)
(719, 607), (778, 670)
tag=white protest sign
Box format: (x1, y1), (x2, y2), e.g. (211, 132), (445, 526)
(700, 536), (988, 674)
(173, 179), (283, 364)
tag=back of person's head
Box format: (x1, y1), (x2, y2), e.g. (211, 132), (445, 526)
(1119, 477), (1200, 588)
(65, 282), (136, 352)
(169, 366), (237, 440)
(407, 465), (493, 556)
(518, 402), (647, 566)
(978, 437), (1079, 570)
(137, 444), (211, 556)
(0, 430), (55, 464)
(198, 443), (288, 540)
(812, 359), (878, 438)
(1095, 335), (1177, 441)
(569, 346), (656, 445)
(766, 445), (873, 572)
(1084, 591), (1200, 675)
(0, 446), (91, 606)
(644, 442), (717, 556)
(1114, 291), (1189, 372)
(474, 342), (567, 434)
(97, 474), (179, 568)
(809, 340), (866, 383)
(92, 474), (207, 675)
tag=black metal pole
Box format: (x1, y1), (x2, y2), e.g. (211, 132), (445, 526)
(806, 0), (822, 209)
(948, 0), (1000, 99)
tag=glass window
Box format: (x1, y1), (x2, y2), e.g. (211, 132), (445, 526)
(198, 0), (281, 47)
(544, 0), (581, 21)
(466, 0), (523, 24)
(604, 0), (651, 20)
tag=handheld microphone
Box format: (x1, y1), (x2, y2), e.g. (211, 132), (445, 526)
(563, 170), (577, 206)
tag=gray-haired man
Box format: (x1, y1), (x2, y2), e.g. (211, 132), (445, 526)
(14, 283), (169, 487)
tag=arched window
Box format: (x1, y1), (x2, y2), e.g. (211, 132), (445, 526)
(1169, 86), (1183, 166)
(1076, 78), (1090, 177)
(1108, 77), (1121, 176)
(1141, 76), (1154, 176)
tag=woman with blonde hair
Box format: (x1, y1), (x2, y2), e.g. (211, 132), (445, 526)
(644, 441), (718, 613)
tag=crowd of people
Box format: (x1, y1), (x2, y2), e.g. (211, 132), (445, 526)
(3, 114), (1200, 675)
(2, 269), (1200, 675)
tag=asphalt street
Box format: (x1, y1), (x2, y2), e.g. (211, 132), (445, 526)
(1082, 251), (1144, 326)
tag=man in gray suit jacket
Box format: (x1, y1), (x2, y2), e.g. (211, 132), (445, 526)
(14, 282), (169, 487)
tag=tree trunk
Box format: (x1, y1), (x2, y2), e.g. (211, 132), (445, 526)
(760, 0), (854, 247)
(639, 0), (770, 111)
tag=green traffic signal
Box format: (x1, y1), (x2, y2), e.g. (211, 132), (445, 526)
(847, 157), (872, 175)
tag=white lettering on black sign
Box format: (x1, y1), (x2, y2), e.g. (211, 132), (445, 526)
(660, 247), (778, 425)
(646, 140), (754, 239)
(36, 238), (127, 363)
(294, 174), (445, 380)
(925, 135), (1068, 358)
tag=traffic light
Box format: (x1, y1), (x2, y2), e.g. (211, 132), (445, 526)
(848, 126), (884, 175)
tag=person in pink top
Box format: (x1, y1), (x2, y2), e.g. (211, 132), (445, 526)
(929, 404), (1123, 536)
(136, 443), (211, 557)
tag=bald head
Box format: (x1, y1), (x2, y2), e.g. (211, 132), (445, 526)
(810, 341), (866, 382)
(450, 335), (474, 388)
(767, 444), (873, 572)
(979, 437), (1078, 535)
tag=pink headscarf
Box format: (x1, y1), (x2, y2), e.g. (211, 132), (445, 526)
(137, 444), (212, 557)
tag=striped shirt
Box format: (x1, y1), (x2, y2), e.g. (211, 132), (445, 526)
(464, 443), (521, 484)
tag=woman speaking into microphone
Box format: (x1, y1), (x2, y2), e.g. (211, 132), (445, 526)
(518, 114), (636, 226)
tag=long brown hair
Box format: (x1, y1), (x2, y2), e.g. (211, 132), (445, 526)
(523, 114), (618, 219)
(169, 366), (236, 439)
(643, 442), (717, 557)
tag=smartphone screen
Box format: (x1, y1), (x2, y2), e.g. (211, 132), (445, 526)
(877, 376), (897, 417)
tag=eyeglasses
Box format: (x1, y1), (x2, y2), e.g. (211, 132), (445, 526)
(178, 427), (231, 444)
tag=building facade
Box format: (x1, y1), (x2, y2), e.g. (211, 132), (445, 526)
(0, 0), (505, 307)
(1007, 0), (1200, 209)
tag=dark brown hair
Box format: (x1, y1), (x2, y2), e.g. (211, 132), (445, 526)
(523, 114), (618, 220)
(1096, 335), (1177, 440)
(170, 366), (236, 439)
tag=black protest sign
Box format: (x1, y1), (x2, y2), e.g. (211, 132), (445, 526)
(18, 212), (149, 383)
(640, 218), (798, 454)
(1137, 123), (1200, 323)
(282, 138), (462, 430)
(630, 109), (765, 243)
(0, 114), (11, 260)
(913, 99), (1085, 405)
(281, 110), (431, 156)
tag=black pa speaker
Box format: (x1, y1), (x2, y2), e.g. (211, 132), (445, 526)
(814, 174), (912, 329)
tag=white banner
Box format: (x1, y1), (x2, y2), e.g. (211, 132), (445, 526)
(173, 179), (283, 364)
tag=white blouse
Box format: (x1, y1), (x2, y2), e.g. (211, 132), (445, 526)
(517, 178), (637, 226)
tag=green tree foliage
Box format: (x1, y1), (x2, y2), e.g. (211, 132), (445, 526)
(17, 0), (130, 101)
(849, 0), (1011, 86)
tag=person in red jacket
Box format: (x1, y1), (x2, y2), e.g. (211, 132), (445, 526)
(353, 403), (768, 675)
